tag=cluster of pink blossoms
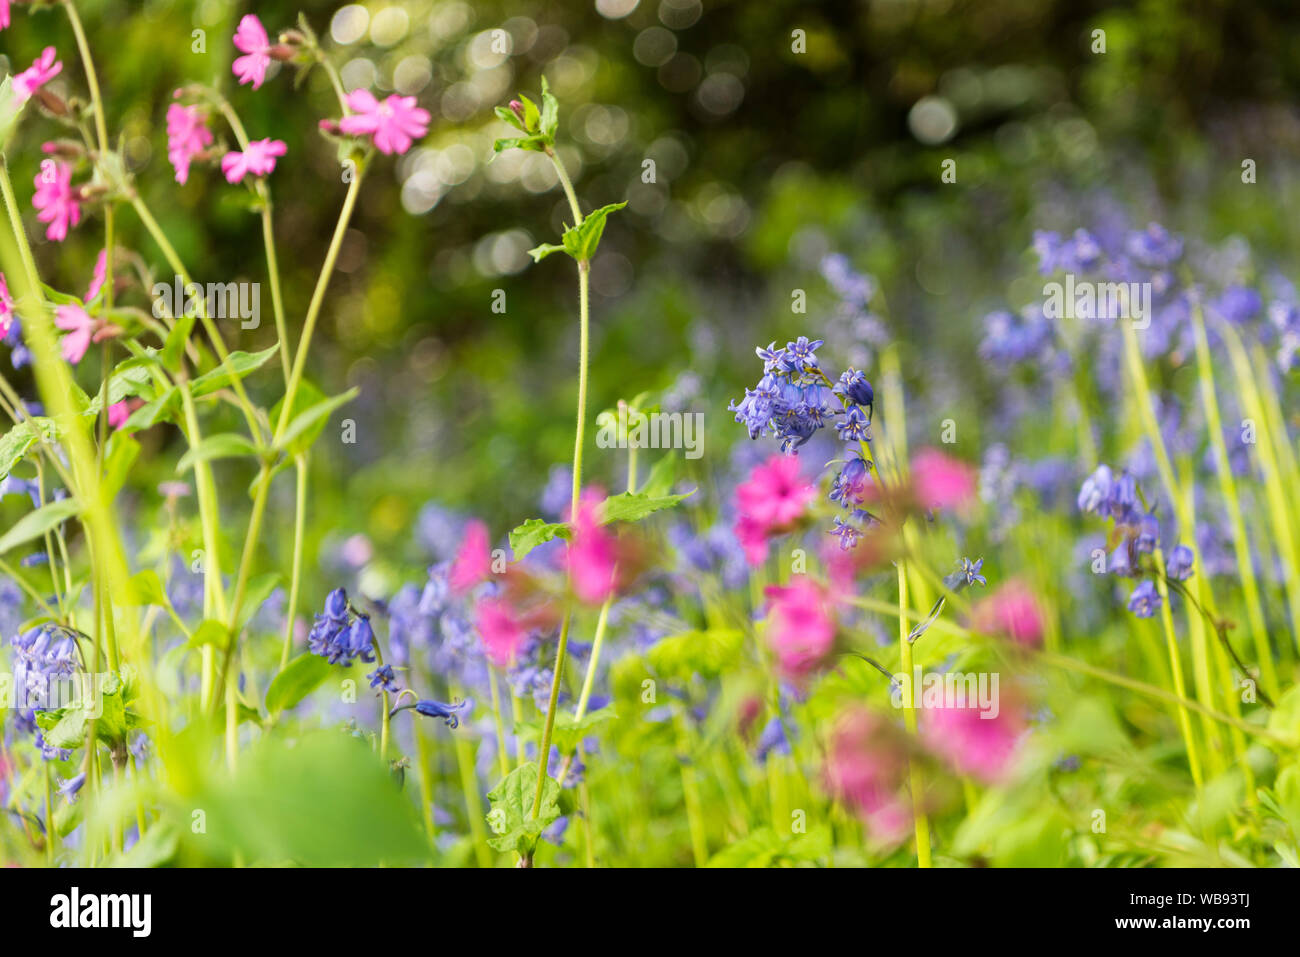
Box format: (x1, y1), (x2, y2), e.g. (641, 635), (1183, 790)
(733, 455), (816, 565)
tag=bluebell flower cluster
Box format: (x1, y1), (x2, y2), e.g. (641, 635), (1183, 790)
(1078, 465), (1195, 618)
(307, 588), (376, 666)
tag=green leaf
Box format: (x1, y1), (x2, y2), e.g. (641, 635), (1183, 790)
(0, 76), (23, 152)
(494, 104), (526, 132)
(646, 628), (744, 681)
(276, 386), (359, 453)
(236, 572), (282, 636)
(598, 489), (693, 524)
(515, 706), (617, 754)
(121, 392), (180, 431)
(0, 417), (59, 481)
(0, 499), (81, 557)
(527, 243), (567, 263)
(484, 762), (561, 856)
(162, 311), (199, 372)
(81, 356), (161, 416)
(540, 75), (558, 139)
(190, 731), (429, 865)
(175, 433), (261, 473)
(101, 432), (141, 500)
(516, 94), (541, 132)
(560, 201), (626, 262)
(638, 452), (679, 498)
(265, 652), (334, 716)
(189, 346), (279, 398)
(186, 619), (230, 650)
(492, 134), (547, 155)
(509, 518), (570, 560)
(125, 569), (170, 607)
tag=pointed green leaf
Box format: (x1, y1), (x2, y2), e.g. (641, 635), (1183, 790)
(0, 499), (81, 556)
(176, 433), (261, 473)
(485, 762), (561, 855)
(509, 518), (570, 560)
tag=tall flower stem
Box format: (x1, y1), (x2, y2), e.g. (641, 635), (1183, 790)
(280, 454), (309, 669)
(488, 667), (511, 781)
(1187, 301), (1277, 698)
(215, 167), (366, 731)
(897, 563), (932, 868)
(530, 148), (588, 823)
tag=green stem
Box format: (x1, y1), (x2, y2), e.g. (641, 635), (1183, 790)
(280, 454), (309, 669)
(530, 149), (588, 824)
(897, 560), (932, 868)
(488, 668), (511, 782)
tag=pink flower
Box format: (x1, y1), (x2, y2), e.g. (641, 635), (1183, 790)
(85, 249), (107, 300)
(32, 160), (80, 242)
(923, 699), (1026, 784)
(910, 447), (976, 510)
(568, 489), (619, 604)
(764, 577), (835, 680)
(166, 102), (213, 185)
(232, 14), (272, 89)
(0, 1), (10, 32)
(338, 89), (431, 155)
(449, 519), (492, 594)
(13, 47), (62, 102)
(0, 273), (13, 339)
(825, 710), (911, 846)
(107, 400), (133, 429)
(972, 579), (1045, 648)
(220, 138), (286, 183)
(732, 454), (815, 565)
(52, 304), (120, 365)
(475, 597), (527, 667)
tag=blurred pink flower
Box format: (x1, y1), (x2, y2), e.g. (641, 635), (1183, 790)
(13, 47), (62, 102)
(450, 519), (492, 594)
(732, 454), (815, 565)
(0, 1), (10, 32)
(911, 447), (976, 510)
(220, 138), (286, 183)
(85, 248), (107, 300)
(53, 304), (119, 365)
(338, 89), (431, 155)
(923, 700), (1026, 783)
(568, 489), (619, 604)
(475, 597), (528, 667)
(107, 400), (140, 430)
(764, 577), (835, 679)
(166, 102), (213, 185)
(33, 159), (80, 242)
(825, 710), (911, 846)
(0, 273), (13, 338)
(973, 579), (1045, 647)
(232, 14), (272, 89)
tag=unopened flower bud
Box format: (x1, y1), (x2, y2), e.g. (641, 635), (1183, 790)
(34, 88), (68, 116)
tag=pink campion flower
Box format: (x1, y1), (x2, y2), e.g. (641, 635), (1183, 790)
(972, 579), (1045, 648)
(450, 519), (492, 594)
(220, 138), (286, 183)
(232, 14), (273, 89)
(32, 161), (80, 242)
(106, 400), (142, 431)
(732, 454), (815, 565)
(568, 489), (619, 604)
(338, 89), (431, 155)
(474, 596), (528, 667)
(764, 577), (835, 680)
(0, 1), (10, 32)
(166, 102), (213, 185)
(85, 249), (107, 300)
(923, 698), (1027, 784)
(910, 447), (976, 511)
(13, 47), (62, 103)
(0, 272), (13, 338)
(825, 709), (911, 846)
(53, 304), (120, 365)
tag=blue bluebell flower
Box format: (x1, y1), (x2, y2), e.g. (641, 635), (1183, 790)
(1166, 545), (1195, 581)
(1126, 580), (1161, 618)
